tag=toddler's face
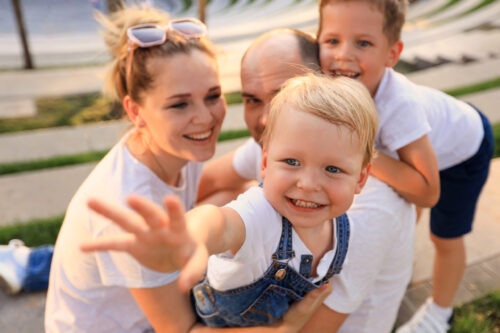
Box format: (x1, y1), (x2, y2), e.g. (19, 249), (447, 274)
(261, 107), (369, 235)
(318, 1), (401, 96)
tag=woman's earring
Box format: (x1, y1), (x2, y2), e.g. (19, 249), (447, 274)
(137, 118), (146, 128)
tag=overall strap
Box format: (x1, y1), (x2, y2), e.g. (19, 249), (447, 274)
(317, 213), (350, 284)
(272, 216), (295, 261)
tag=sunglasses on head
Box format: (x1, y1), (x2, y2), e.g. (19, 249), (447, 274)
(126, 18), (208, 88)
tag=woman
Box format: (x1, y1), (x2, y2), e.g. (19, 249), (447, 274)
(44, 6), (224, 332)
(44, 6), (327, 333)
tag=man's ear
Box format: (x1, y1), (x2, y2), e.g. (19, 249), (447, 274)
(385, 40), (403, 68)
(259, 148), (268, 180)
(354, 164), (371, 194)
(123, 95), (145, 128)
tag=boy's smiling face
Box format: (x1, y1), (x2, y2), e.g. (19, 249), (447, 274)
(260, 107), (369, 236)
(318, 1), (402, 96)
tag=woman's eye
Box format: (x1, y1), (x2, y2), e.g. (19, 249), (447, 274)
(285, 159), (300, 166)
(325, 165), (340, 173)
(169, 102), (187, 109)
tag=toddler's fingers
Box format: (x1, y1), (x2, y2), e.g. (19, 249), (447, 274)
(177, 246), (209, 292)
(80, 234), (136, 253)
(88, 198), (146, 235)
(163, 195), (187, 233)
(127, 194), (168, 229)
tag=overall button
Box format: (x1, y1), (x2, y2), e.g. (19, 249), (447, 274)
(275, 268), (287, 281)
(196, 290), (205, 305)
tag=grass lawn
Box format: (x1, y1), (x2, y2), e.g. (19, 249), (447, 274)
(450, 289), (500, 333)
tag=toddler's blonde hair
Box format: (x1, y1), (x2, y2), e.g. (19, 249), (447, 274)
(261, 73), (378, 167)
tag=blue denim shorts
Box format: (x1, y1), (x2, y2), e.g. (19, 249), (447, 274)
(191, 214), (350, 327)
(430, 108), (494, 238)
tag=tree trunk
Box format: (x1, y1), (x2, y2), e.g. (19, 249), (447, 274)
(11, 0), (33, 69)
(107, 0), (124, 13)
(199, 0), (206, 23)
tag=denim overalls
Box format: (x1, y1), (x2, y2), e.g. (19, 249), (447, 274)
(192, 214), (350, 327)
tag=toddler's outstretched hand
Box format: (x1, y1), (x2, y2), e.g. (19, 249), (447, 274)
(80, 194), (209, 291)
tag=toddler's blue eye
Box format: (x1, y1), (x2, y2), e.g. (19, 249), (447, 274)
(327, 39), (339, 45)
(285, 159), (299, 166)
(358, 40), (371, 47)
(326, 166), (339, 173)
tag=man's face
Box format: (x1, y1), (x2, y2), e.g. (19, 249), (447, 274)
(240, 48), (305, 144)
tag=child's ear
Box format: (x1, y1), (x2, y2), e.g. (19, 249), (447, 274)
(354, 164), (371, 194)
(385, 40), (404, 68)
(123, 95), (145, 128)
(259, 148), (268, 180)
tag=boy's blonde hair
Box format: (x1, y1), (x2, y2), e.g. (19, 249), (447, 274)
(318, 0), (408, 44)
(96, 6), (216, 106)
(261, 74), (378, 167)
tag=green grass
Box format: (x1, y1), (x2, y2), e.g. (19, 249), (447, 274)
(225, 90), (243, 105)
(0, 93), (122, 134)
(0, 91), (243, 135)
(408, 0), (461, 22)
(0, 216), (63, 247)
(445, 76), (500, 97)
(450, 290), (500, 332)
(421, 0), (499, 28)
(0, 150), (108, 176)
(493, 122), (500, 159)
(0, 129), (250, 176)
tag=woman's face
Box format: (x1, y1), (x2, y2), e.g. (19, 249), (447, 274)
(137, 49), (226, 164)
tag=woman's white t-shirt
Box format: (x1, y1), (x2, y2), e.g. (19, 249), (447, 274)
(45, 133), (203, 332)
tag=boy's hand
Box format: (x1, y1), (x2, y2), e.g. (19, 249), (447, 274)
(80, 194), (209, 291)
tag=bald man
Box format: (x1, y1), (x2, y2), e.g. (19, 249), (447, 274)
(198, 28), (415, 333)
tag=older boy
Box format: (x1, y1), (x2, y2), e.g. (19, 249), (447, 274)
(317, 1), (493, 332)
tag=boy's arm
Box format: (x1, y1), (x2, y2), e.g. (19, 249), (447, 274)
(197, 151), (253, 205)
(370, 135), (440, 207)
(81, 194), (246, 291)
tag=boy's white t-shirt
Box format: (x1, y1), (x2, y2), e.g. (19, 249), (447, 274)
(232, 143), (415, 332)
(45, 132), (203, 333)
(207, 186), (341, 308)
(375, 68), (483, 170)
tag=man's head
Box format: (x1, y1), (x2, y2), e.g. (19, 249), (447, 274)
(317, 0), (405, 96)
(260, 73), (378, 227)
(240, 28), (319, 144)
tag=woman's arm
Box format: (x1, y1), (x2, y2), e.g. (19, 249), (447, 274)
(370, 135), (440, 207)
(130, 284), (196, 333)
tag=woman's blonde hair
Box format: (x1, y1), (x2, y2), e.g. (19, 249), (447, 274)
(261, 73), (378, 167)
(96, 6), (216, 106)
